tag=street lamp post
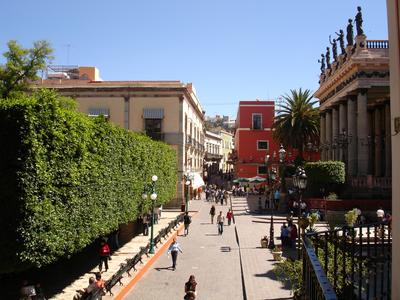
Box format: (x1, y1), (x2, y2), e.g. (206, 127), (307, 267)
(293, 167), (308, 259)
(183, 173), (194, 213)
(142, 175), (158, 254)
(185, 179), (191, 213)
(268, 168), (277, 249)
(278, 145), (287, 212)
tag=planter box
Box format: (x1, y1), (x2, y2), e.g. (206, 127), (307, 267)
(271, 251), (283, 261)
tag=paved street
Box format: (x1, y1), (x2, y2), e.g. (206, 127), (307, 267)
(123, 195), (292, 300)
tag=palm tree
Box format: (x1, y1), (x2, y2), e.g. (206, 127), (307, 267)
(272, 88), (320, 158)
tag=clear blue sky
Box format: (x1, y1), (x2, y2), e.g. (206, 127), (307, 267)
(0, 0), (388, 118)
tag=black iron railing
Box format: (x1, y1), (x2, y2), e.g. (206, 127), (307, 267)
(303, 237), (338, 300)
(302, 223), (391, 300)
(88, 213), (184, 299)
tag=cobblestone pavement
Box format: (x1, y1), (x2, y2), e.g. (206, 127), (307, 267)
(123, 195), (295, 300)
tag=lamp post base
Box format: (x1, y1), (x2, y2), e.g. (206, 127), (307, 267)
(149, 241), (155, 254)
(268, 214), (275, 249)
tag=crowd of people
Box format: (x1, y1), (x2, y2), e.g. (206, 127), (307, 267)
(204, 185), (229, 205)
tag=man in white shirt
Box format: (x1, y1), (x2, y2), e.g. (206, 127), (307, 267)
(167, 238), (183, 270)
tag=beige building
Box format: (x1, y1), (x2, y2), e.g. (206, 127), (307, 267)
(220, 130), (234, 173)
(204, 130), (222, 179)
(386, 1), (399, 298)
(35, 66), (205, 206)
(315, 36), (391, 190)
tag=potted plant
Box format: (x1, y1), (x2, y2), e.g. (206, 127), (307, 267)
(271, 245), (283, 261)
(260, 235), (268, 248)
(344, 208), (358, 227)
(306, 212), (319, 233)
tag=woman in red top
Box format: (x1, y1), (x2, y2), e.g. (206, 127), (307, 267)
(99, 239), (110, 272)
(226, 209), (233, 226)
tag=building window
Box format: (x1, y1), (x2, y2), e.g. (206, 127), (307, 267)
(258, 165), (267, 174)
(144, 119), (163, 141)
(88, 107), (110, 120)
(257, 140), (269, 150)
(252, 114), (262, 130)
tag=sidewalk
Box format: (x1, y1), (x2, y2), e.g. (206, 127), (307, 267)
(123, 198), (244, 300)
(52, 209), (183, 299)
(233, 196), (293, 300)
(122, 195), (295, 300)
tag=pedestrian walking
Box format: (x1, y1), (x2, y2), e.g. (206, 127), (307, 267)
(167, 238), (183, 270)
(98, 239), (111, 272)
(226, 209), (233, 225)
(184, 275), (197, 298)
(217, 211), (225, 235)
(274, 189), (280, 210)
(289, 223), (298, 249)
(183, 212), (192, 236)
(210, 205), (216, 224)
(142, 214), (149, 236)
(184, 291), (196, 300)
(223, 190), (229, 205)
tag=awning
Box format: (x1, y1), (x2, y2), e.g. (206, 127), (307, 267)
(189, 172), (205, 189)
(88, 107), (109, 117)
(143, 108), (164, 119)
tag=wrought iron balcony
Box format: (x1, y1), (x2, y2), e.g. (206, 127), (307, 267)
(302, 222), (391, 299)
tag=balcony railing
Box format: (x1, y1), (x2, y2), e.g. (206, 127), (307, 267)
(303, 237), (338, 300)
(366, 40), (389, 49)
(186, 135), (193, 146)
(303, 223), (392, 299)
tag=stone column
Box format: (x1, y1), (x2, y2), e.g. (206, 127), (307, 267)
(320, 113), (326, 160)
(325, 110), (332, 160)
(385, 103), (392, 177)
(339, 102), (347, 163)
(332, 107), (339, 160)
(374, 108), (382, 177)
(357, 90), (369, 176)
(347, 97), (357, 176)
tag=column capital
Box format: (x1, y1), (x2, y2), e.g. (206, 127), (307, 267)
(337, 98), (348, 105)
(358, 88), (368, 95)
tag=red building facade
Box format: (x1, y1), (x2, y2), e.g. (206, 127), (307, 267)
(233, 100), (279, 179)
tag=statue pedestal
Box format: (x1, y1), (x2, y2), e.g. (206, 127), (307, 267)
(346, 45), (353, 57)
(338, 55), (345, 65)
(356, 34), (367, 49)
(319, 74), (326, 83)
(332, 61), (339, 72)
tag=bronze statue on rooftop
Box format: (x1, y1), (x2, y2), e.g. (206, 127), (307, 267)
(318, 54), (326, 73)
(335, 29), (346, 55)
(325, 47), (331, 69)
(346, 19), (354, 46)
(355, 6), (364, 36)
(329, 36), (338, 61)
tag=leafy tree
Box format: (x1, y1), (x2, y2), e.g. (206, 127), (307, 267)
(272, 88), (319, 158)
(0, 40), (53, 99)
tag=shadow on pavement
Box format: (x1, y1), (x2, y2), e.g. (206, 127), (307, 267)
(154, 266), (173, 271)
(254, 269), (291, 290)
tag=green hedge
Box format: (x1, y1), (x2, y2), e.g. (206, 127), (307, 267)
(0, 90), (177, 273)
(304, 161), (345, 196)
